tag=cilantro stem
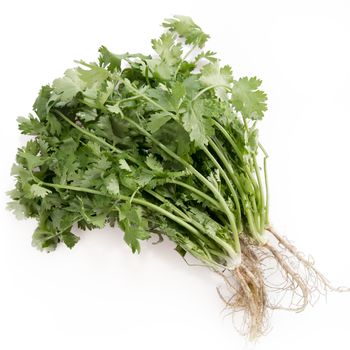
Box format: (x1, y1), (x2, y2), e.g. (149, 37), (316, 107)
(55, 110), (122, 154)
(112, 82), (241, 253)
(253, 156), (265, 232)
(118, 77), (174, 116)
(146, 189), (237, 259)
(213, 120), (260, 198)
(123, 116), (241, 255)
(54, 110), (141, 166)
(35, 180), (237, 268)
(167, 179), (221, 209)
(174, 44), (197, 78)
(263, 154), (269, 225)
(212, 120), (243, 161)
(201, 145), (242, 231)
(192, 84), (231, 102)
(38, 181), (105, 195)
(212, 120), (263, 229)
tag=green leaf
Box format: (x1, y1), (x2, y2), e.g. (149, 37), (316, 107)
(52, 69), (86, 103)
(105, 175), (120, 196)
(231, 77), (267, 120)
(17, 115), (44, 135)
(98, 46), (122, 71)
(107, 103), (122, 115)
(162, 15), (209, 48)
(33, 85), (52, 120)
(77, 109), (98, 122)
(77, 63), (110, 87)
(46, 113), (62, 135)
(32, 225), (58, 251)
(147, 112), (172, 133)
(30, 184), (52, 198)
(119, 159), (131, 172)
(182, 100), (213, 148)
(145, 154), (163, 172)
(118, 203), (150, 253)
(200, 63), (233, 100)
(7, 201), (26, 220)
(61, 231), (80, 249)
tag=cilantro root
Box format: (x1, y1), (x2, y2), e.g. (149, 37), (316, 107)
(8, 15), (348, 338)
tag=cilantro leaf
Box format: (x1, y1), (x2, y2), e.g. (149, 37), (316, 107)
(30, 184), (52, 198)
(200, 63), (233, 100)
(52, 69), (86, 103)
(182, 100), (213, 148)
(231, 77), (267, 120)
(162, 15), (209, 48)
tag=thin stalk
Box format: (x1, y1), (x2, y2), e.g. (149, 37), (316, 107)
(55, 110), (122, 154)
(167, 179), (221, 209)
(212, 120), (243, 161)
(54, 110), (141, 166)
(207, 140), (260, 238)
(40, 181), (104, 195)
(253, 156), (265, 232)
(123, 116), (241, 255)
(213, 119), (260, 194)
(263, 154), (269, 225)
(201, 145), (242, 232)
(145, 189), (235, 258)
(174, 44), (197, 78)
(37, 180), (235, 269)
(117, 77), (174, 116)
(55, 110), (235, 230)
(211, 137), (261, 231)
(192, 84), (231, 102)
(36, 181), (202, 238)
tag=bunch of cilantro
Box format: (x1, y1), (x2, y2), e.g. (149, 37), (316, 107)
(9, 16), (268, 271)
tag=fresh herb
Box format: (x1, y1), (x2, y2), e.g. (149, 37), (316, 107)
(8, 15), (347, 339)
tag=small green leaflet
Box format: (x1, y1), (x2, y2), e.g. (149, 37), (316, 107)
(145, 154), (163, 172)
(107, 103), (122, 115)
(61, 231), (80, 249)
(200, 62), (233, 100)
(30, 184), (52, 198)
(52, 69), (86, 103)
(105, 175), (120, 196)
(231, 77), (267, 120)
(162, 15), (209, 48)
(182, 100), (213, 148)
(119, 159), (132, 172)
(147, 112), (172, 133)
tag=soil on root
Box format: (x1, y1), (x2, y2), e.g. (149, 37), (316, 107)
(216, 227), (349, 340)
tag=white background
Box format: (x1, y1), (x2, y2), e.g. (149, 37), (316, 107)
(1, 1), (350, 349)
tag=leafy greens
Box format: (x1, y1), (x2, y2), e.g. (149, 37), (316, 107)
(8, 15), (268, 270)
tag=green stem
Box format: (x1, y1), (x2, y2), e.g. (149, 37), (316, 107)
(123, 116), (241, 255)
(263, 154), (269, 225)
(253, 155), (265, 232)
(37, 180), (236, 269)
(167, 179), (221, 210)
(207, 139), (260, 238)
(145, 189), (236, 258)
(212, 120), (262, 227)
(201, 145), (242, 231)
(118, 78), (174, 116)
(174, 44), (197, 78)
(212, 120), (243, 161)
(40, 181), (104, 195)
(54, 112), (227, 224)
(55, 110), (122, 154)
(213, 119), (259, 193)
(192, 84), (231, 102)
(54, 110), (141, 166)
